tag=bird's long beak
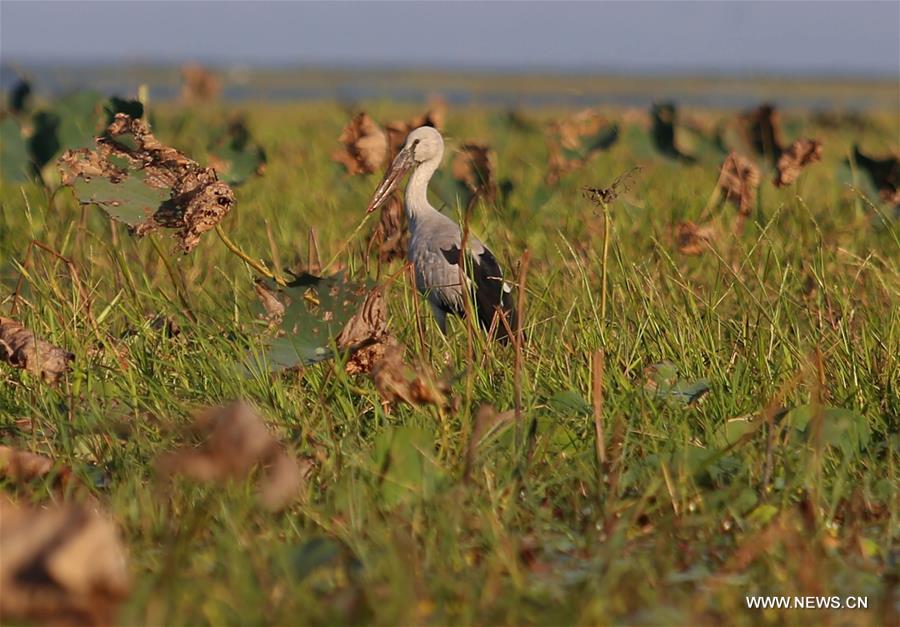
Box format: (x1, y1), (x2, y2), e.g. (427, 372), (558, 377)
(366, 147), (414, 213)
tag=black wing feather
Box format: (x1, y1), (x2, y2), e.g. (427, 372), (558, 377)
(441, 244), (517, 343)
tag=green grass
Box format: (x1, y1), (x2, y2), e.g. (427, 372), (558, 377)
(1, 98), (897, 626)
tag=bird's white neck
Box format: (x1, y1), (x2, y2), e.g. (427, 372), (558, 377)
(405, 158), (440, 223)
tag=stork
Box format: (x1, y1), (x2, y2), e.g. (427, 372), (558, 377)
(366, 126), (517, 343)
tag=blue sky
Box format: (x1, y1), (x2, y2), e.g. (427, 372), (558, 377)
(2, 1), (898, 76)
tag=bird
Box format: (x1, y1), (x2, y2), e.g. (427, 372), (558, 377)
(366, 126), (517, 343)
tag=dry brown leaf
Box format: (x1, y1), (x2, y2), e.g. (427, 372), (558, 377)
(371, 344), (451, 410)
(333, 112), (389, 175)
(852, 145), (899, 204)
(451, 142), (497, 204)
(336, 289), (398, 375)
(583, 166), (643, 206)
(156, 401), (302, 512)
(0, 500), (130, 627)
(0, 316), (73, 384)
(464, 405), (515, 480)
(367, 191), (408, 262)
(385, 99), (447, 159)
(254, 280), (286, 326)
(675, 221), (718, 256)
(741, 103), (783, 160)
(546, 109), (618, 185)
(717, 152), (760, 216)
(180, 63), (221, 104)
(59, 114), (236, 253)
(0, 445), (77, 489)
(775, 138), (823, 187)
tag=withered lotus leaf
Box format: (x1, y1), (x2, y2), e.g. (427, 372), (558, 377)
(333, 112), (389, 175)
(207, 116), (267, 186)
(717, 152), (760, 216)
(336, 288), (398, 375)
(0, 316), (73, 384)
(367, 191), (408, 262)
(651, 102), (694, 162)
(775, 138), (823, 187)
(385, 99), (447, 159)
(741, 103), (783, 160)
(252, 273), (373, 370)
(451, 142), (497, 204)
(156, 401), (303, 512)
(58, 114), (235, 253)
(675, 221), (718, 256)
(853, 145), (899, 205)
(254, 280), (286, 327)
(180, 63), (221, 104)
(0, 445), (76, 488)
(371, 344), (452, 410)
(546, 109), (619, 185)
(0, 500), (131, 627)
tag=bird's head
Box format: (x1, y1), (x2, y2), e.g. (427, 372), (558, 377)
(366, 126), (444, 213)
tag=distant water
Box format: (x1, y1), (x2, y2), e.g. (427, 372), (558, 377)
(2, 64), (895, 111)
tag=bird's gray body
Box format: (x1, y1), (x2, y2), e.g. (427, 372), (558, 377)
(407, 209), (487, 332)
(367, 126), (516, 341)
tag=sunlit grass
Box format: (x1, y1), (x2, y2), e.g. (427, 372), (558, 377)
(1, 99), (897, 625)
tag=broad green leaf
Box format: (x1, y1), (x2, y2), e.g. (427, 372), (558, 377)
(71, 171), (168, 226)
(644, 361), (710, 405)
(561, 122), (619, 162)
(60, 114), (235, 253)
(624, 124), (655, 160)
(547, 390), (592, 417)
(373, 426), (441, 507)
(255, 273), (372, 370)
(53, 91), (105, 153)
(104, 97), (144, 124)
(712, 415), (758, 447)
(289, 537), (342, 582)
(0, 117), (30, 182)
(208, 119), (266, 185)
(8, 79), (32, 114)
(784, 405), (871, 456)
(747, 503), (779, 526)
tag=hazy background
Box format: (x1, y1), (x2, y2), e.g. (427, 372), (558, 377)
(3, 1), (898, 75)
(1, 1), (897, 109)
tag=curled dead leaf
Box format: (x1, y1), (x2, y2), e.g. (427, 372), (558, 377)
(367, 191), (408, 262)
(385, 99), (447, 159)
(775, 138), (822, 187)
(675, 221), (718, 256)
(546, 109), (619, 185)
(451, 142), (497, 204)
(0, 316), (73, 384)
(207, 116), (267, 185)
(741, 103), (783, 160)
(583, 167), (642, 206)
(853, 145), (899, 205)
(651, 102), (694, 162)
(254, 280), (286, 326)
(371, 344), (452, 410)
(0, 500), (130, 627)
(180, 64), (221, 104)
(336, 289), (398, 375)
(464, 405), (515, 480)
(333, 112), (389, 175)
(59, 114), (236, 253)
(0, 445), (76, 489)
(410, 97), (447, 132)
(156, 401), (302, 512)
(717, 152), (760, 216)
